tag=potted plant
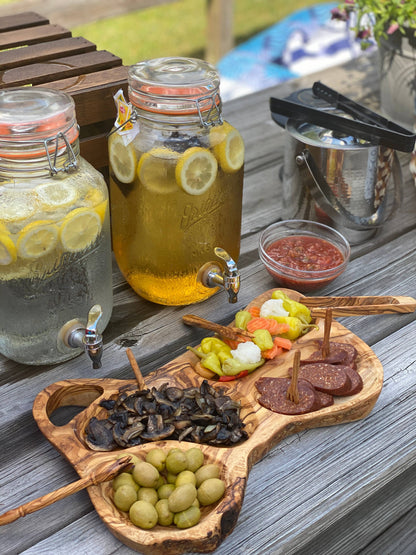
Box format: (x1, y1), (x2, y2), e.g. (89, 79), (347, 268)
(332, 0), (416, 131)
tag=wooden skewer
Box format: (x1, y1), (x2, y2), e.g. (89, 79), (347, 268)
(182, 314), (254, 342)
(322, 308), (333, 358)
(126, 348), (146, 390)
(0, 456), (132, 526)
(287, 350), (301, 404)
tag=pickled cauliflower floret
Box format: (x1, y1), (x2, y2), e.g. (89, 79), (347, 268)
(230, 341), (262, 364)
(260, 299), (289, 318)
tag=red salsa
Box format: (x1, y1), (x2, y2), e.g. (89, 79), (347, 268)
(264, 235), (345, 292)
(266, 236), (344, 271)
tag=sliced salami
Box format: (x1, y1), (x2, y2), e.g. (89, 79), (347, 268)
(314, 390), (334, 409)
(255, 377), (318, 415)
(290, 362), (352, 395)
(303, 341), (358, 370)
(343, 367), (363, 395)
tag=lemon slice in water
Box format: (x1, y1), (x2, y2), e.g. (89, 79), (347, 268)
(0, 190), (36, 223)
(60, 207), (101, 252)
(210, 122), (244, 173)
(175, 147), (217, 195)
(17, 220), (59, 260)
(109, 132), (137, 184)
(0, 232), (17, 265)
(137, 147), (179, 194)
(35, 182), (78, 211)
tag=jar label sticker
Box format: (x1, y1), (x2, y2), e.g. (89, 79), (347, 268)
(113, 89), (140, 144)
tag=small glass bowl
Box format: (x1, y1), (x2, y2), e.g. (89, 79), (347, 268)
(258, 220), (351, 292)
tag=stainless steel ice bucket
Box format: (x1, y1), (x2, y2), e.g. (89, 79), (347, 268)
(280, 118), (402, 244)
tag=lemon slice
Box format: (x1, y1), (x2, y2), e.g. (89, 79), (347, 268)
(60, 207), (102, 252)
(0, 190), (36, 223)
(109, 132), (137, 184)
(175, 147), (218, 195)
(94, 199), (108, 223)
(17, 220), (59, 260)
(137, 147), (179, 194)
(35, 182), (78, 211)
(210, 122), (244, 173)
(0, 232), (17, 265)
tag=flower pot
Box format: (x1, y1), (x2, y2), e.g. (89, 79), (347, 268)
(379, 26), (416, 131)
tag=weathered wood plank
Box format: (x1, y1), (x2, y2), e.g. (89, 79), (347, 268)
(0, 50), (122, 88)
(0, 23), (71, 50)
(0, 10), (48, 32)
(206, 0), (234, 64)
(0, 37), (96, 70)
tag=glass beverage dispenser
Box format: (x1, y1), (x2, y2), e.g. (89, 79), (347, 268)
(0, 88), (113, 366)
(108, 57), (244, 306)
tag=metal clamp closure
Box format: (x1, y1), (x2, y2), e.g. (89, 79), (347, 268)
(44, 128), (78, 175)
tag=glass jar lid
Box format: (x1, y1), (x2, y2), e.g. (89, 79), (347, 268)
(0, 88), (79, 162)
(128, 57), (222, 122)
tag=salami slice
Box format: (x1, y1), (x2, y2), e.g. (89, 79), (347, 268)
(290, 363), (352, 395)
(303, 341), (358, 370)
(255, 377), (318, 415)
(314, 390), (334, 409)
(343, 367), (363, 395)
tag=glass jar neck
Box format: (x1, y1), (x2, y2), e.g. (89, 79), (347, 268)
(131, 91), (223, 129)
(0, 134), (80, 179)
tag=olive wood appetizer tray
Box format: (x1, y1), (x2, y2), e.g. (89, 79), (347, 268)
(30, 289), (386, 554)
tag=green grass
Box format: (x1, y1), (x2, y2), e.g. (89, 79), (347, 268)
(73, 0), (328, 65)
(0, 0), (328, 65)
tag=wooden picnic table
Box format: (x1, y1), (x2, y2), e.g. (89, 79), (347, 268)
(0, 53), (415, 555)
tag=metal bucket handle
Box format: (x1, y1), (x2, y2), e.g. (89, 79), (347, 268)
(296, 148), (403, 230)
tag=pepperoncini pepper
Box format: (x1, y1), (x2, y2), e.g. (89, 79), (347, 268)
(200, 337), (232, 365)
(268, 315), (317, 341)
(186, 346), (224, 376)
(222, 357), (264, 376)
(271, 290), (312, 324)
(234, 310), (252, 330)
(252, 329), (274, 351)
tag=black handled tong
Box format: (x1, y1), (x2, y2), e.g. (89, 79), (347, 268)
(270, 81), (416, 153)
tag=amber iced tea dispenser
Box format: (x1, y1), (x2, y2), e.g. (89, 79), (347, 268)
(0, 88), (113, 366)
(108, 57), (244, 306)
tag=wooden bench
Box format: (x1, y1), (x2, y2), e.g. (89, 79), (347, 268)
(0, 11), (129, 177)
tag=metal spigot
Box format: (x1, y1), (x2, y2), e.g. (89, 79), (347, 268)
(60, 305), (104, 369)
(197, 247), (240, 303)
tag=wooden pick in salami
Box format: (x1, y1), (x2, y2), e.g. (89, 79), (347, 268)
(287, 350), (301, 404)
(322, 308), (333, 358)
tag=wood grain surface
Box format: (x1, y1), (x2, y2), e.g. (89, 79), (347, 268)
(30, 289), (383, 554)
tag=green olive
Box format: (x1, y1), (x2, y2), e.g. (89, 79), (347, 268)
(137, 487), (158, 505)
(112, 472), (139, 492)
(146, 448), (167, 472)
(155, 498), (174, 526)
(157, 483), (175, 499)
(129, 500), (158, 529)
(167, 483), (197, 513)
(165, 450), (188, 475)
(175, 470), (197, 487)
(173, 505), (201, 529)
(113, 484), (138, 512)
(197, 478), (225, 506)
(155, 475), (166, 489)
(185, 447), (205, 472)
(194, 464), (220, 487)
(166, 472), (177, 484)
(132, 461), (160, 488)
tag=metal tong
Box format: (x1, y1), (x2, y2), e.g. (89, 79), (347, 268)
(301, 295), (416, 318)
(270, 81), (416, 153)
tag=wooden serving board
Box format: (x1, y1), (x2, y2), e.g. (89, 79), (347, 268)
(32, 289), (384, 554)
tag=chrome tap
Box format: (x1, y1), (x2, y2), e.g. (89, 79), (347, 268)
(197, 247), (240, 303)
(59, 305), (104, 369)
